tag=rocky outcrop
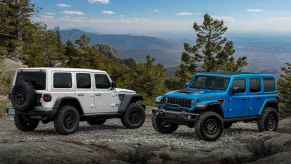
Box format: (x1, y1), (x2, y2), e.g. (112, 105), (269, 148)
(0, 117), (291, 164)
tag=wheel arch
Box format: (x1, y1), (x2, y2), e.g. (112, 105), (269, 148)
(197, 102), (224, 118)
(260, 99), (279, 114)
(54, 97), (84, 116)
(118, 94), (144, 113)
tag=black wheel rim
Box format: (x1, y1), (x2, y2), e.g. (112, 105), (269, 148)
(64, 111), (77, 129)
(129, 110), (142, 125)
(266, 112), (277, 130)
(203, 118), (220, 135)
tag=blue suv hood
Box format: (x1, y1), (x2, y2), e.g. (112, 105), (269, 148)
(164, 88), (226, 101)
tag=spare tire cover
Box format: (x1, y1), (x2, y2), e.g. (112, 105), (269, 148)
(11, 81), (36, 112)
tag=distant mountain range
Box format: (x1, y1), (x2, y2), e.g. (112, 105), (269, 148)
(59, 29), (182, 66)
(60, 29), (291, 76)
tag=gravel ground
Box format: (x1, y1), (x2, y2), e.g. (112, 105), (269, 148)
(1, 112), (291, 164)
(0, 114), (259, 150)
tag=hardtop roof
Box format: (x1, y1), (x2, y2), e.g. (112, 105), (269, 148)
(17, 67), (107, 73)
(195, 72), (275, 78)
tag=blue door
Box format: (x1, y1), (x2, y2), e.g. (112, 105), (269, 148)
(225, 78), (249, 118)
(248, 78), (264, 116)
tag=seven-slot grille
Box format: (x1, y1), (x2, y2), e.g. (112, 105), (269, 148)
(161, 97), (192, 108)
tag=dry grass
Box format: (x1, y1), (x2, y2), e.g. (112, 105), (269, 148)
(0, 97), (8, 119)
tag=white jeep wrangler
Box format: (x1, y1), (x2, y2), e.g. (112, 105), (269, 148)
(9, 68), (145, 134)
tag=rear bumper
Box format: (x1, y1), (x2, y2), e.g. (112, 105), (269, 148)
(7, 107), (57, 122)
(152, 109), (200, 124)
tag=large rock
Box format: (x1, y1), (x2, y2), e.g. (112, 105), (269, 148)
(0, 58), (25, 95)
(0, 115), (291, 164)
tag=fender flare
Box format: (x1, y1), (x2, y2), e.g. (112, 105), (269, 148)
(118, 94), (144, 113)
(259, 98), (279, 115)
(53, 97), (84, 114)
(196, 100), (224, 117)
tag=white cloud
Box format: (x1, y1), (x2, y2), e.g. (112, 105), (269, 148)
(56, 3), (71, 8)
(44, 12), (55, 16)
(102, 10), (115, 15)
(88, 0), (110, 5)
(231, 16), (291, 33)
(63, 10), (85, 16)
(246, 9), (264, 13)
(153, 9), (159, 14)
(176, 12), (193, 16)
(33, 15), (192, 34)
(214, 16), (235, 23)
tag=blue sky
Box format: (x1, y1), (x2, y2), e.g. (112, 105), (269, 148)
(32, 0), (291, 36)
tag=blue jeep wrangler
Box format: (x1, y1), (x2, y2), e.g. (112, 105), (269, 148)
(153, 72), (279, 141)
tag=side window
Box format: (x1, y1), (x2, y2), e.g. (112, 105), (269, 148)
(76, 73), (91, 89)
(264, 78), (276, 92)
(232, 79), (246, 93)
(95, 74), (110, 89)
(54, 73), (72, 88)
(250, 78), (261, 93)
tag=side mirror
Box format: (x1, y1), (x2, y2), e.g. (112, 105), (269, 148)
(111, 81), (116, 89)
(185, 82), (191, 88)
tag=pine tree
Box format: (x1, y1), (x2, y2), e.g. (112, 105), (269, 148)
(278, 63), (291, 114)
(0, 0), (34, 60)
(129, 56), (167, 104)
(176, 14), (247, 83)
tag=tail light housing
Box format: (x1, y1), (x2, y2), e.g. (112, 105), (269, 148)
(43, 94), (52, 102)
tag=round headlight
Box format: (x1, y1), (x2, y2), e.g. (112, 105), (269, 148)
(155, 96), (163, 103)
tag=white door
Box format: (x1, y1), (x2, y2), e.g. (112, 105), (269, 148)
(94, 74), (119, 113)
(75, 73), (95, 114)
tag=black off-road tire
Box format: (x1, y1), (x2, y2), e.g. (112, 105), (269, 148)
(152, 113), (178, 134)
(87, 119), (106, 125)
(11, 81), (36, 112)
(195, 112), (224, 141)
(121, 102), (145, 129)
(14, 113), (39, 131)
(257, 107), (279, 132)
(224, 122), (233, 129)
(54, 105), (80, 135)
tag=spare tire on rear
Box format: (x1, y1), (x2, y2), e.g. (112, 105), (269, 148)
(11, 81), (36, 112)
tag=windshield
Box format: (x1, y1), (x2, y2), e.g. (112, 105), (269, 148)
(190, 75), (229, 90)
(15, 71), (46, 90)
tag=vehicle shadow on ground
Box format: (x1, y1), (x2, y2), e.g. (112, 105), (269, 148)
(30, 124), (126, 136)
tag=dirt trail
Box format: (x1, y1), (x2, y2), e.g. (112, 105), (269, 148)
(0, 114), (291, 164)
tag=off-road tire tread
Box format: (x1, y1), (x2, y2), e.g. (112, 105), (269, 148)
(54, 105), (80, 135)
(257, 107), (279, 132)
(14, 113), (39, 131)
(152, 113), (178, 134)
(195, 111), (224, 141)
(121, 101), (145, 129)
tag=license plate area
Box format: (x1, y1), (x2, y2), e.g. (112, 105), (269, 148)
(7, 107), (15, 116)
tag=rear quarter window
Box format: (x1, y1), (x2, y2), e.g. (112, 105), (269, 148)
(264, 78), (276, 92)
(16, 71), (46, 90)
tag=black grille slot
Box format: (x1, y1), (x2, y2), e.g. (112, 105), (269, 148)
(161, 97), (192, 108)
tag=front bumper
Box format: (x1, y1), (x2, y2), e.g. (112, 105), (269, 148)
(152, 109), (200, 124)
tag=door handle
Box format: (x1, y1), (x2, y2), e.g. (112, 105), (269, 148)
(77, 93), (84, 97)
(95, 93), (102, 96)
(240, 98), (249, 100)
